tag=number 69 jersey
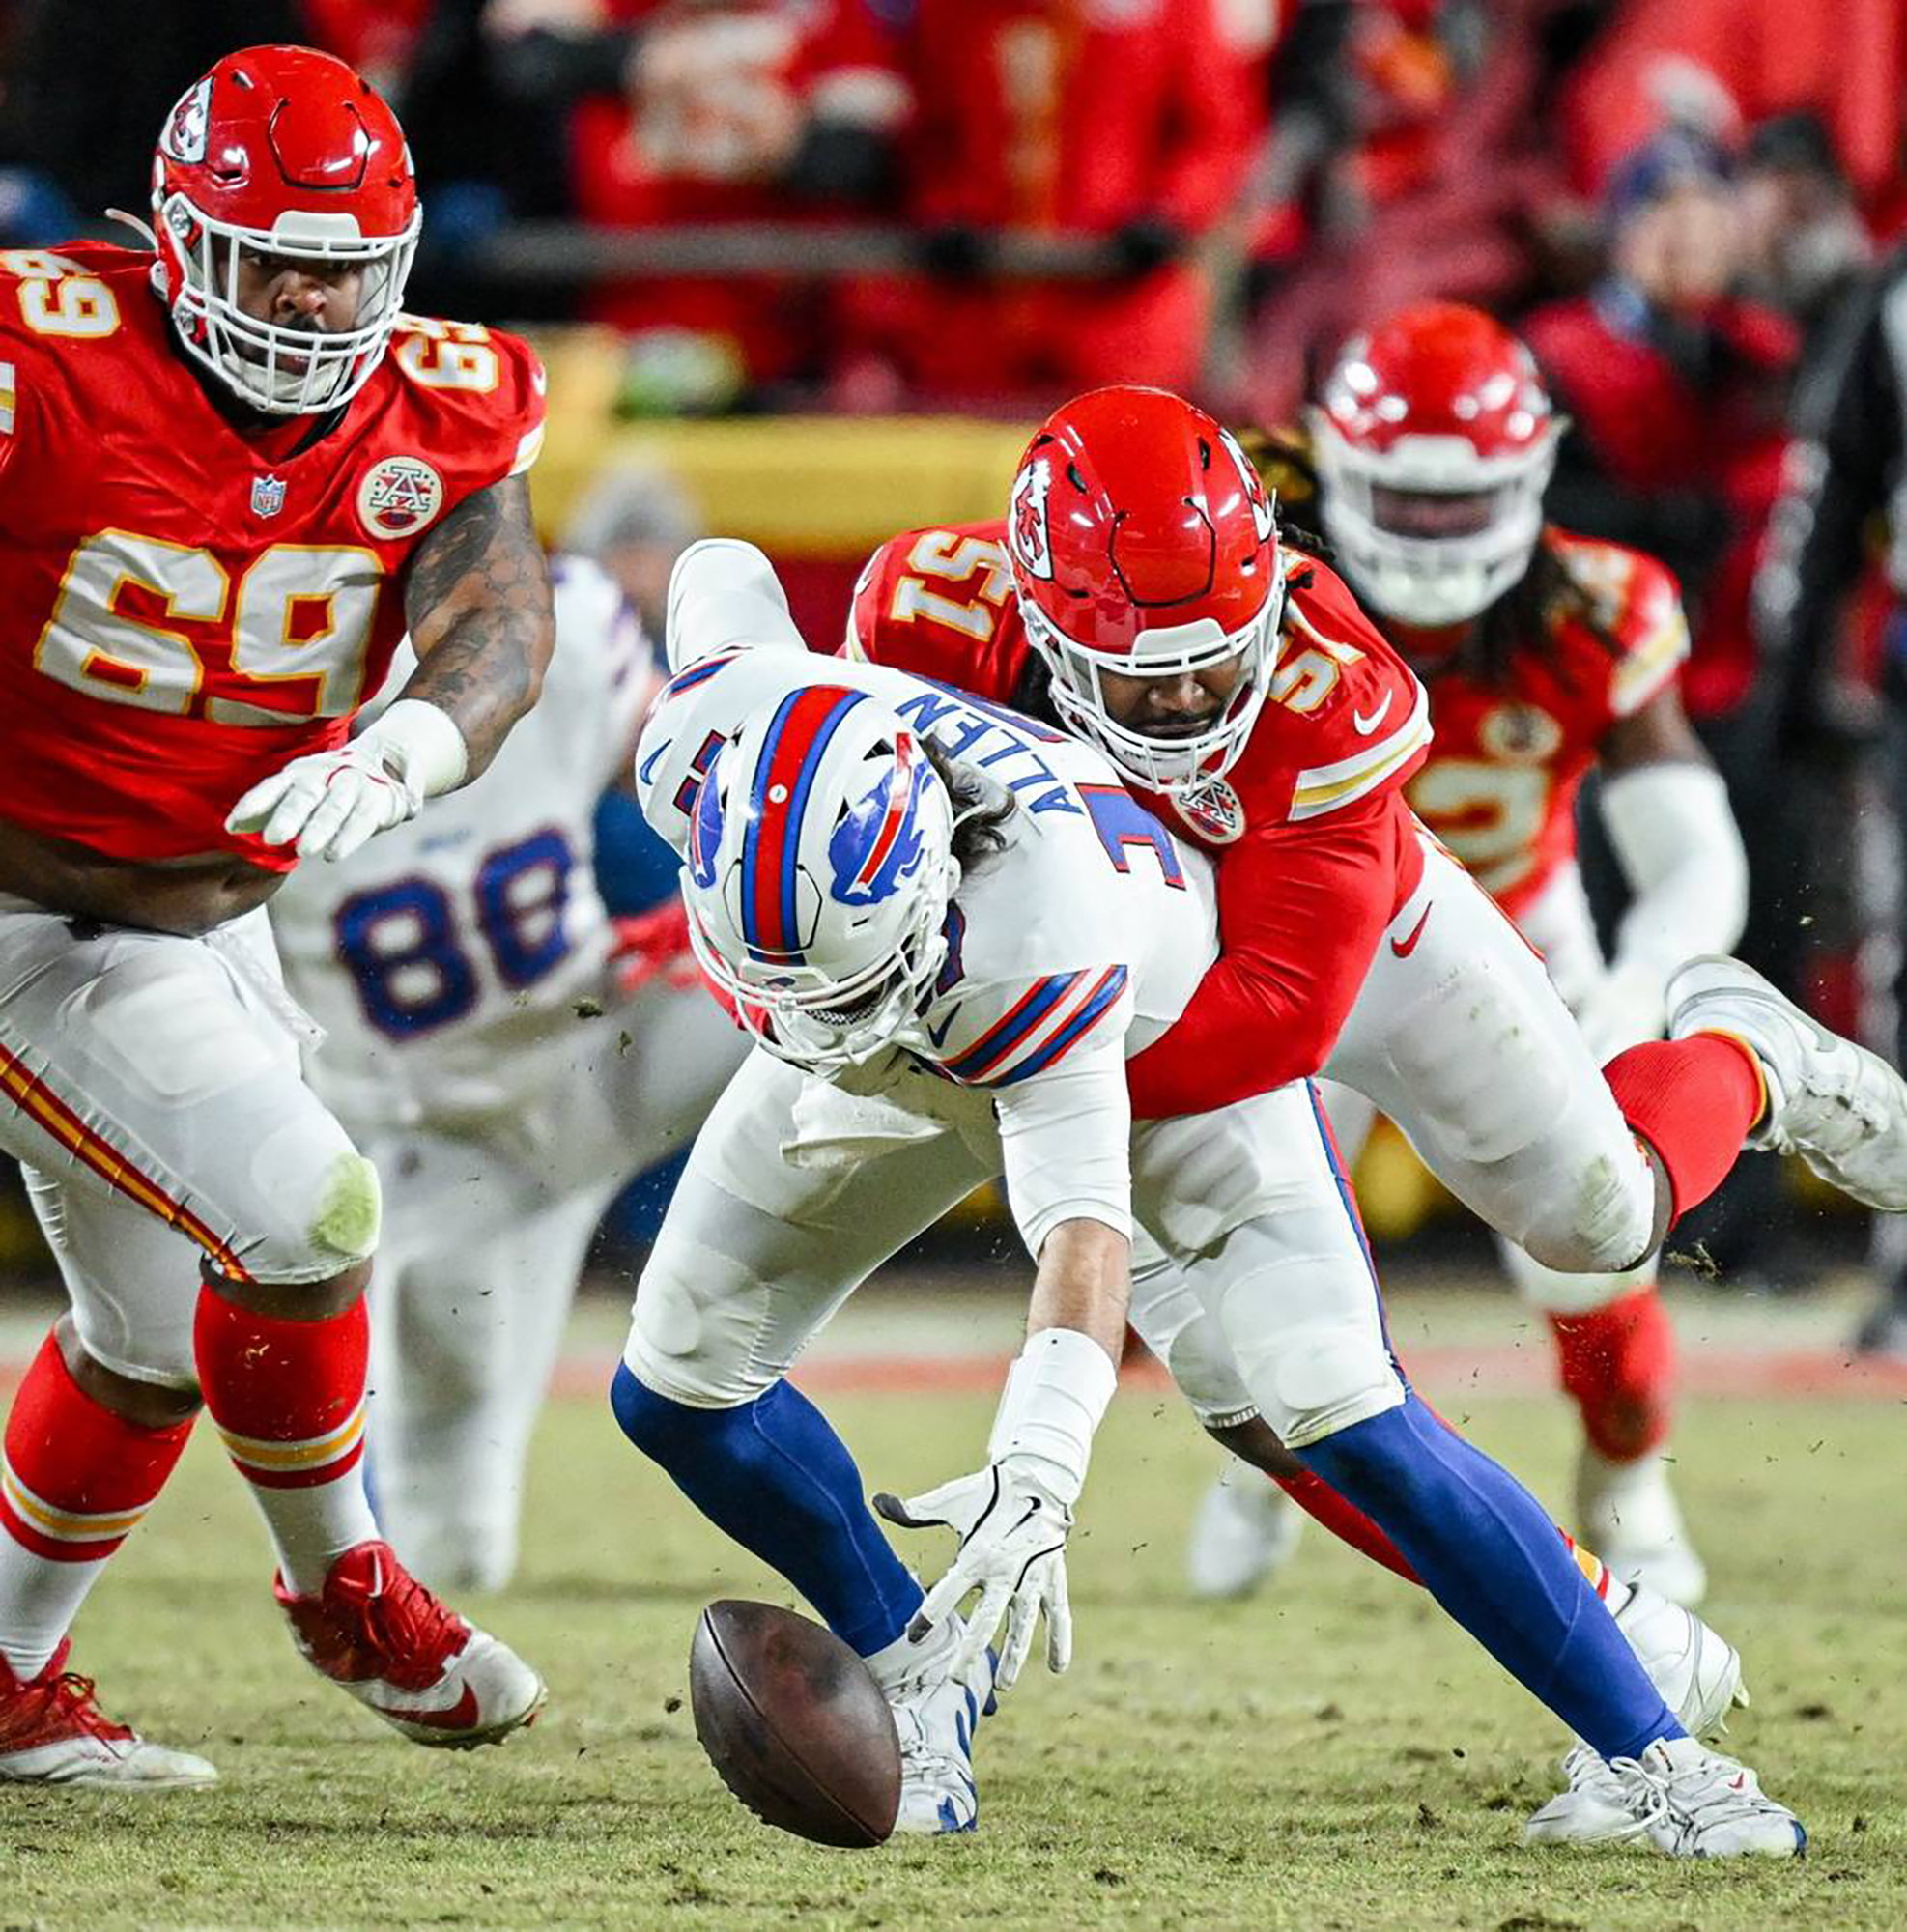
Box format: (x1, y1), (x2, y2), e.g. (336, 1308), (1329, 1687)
(0, 243), (546, 870)
(637, 639), (1220, 1252)
(270, 556), (652, 1132)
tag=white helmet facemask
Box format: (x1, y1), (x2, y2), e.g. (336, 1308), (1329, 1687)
(1311, 418), (1559, 626)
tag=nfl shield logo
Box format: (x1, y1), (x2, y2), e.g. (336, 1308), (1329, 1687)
(250, 473), (286, 519)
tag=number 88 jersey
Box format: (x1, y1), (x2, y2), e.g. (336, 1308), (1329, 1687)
(0, 242), (546, 871)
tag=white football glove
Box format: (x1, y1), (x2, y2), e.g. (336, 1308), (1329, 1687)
(874, 1460), (1074, 1692)
(225, 699), (468, 863)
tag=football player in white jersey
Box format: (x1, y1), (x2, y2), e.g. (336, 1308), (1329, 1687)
(271, 555), (747, 1591)
(610, 538), (1805, 1855)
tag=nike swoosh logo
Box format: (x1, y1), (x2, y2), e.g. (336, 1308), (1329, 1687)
(1352, 694), (1393, 735)
(1389, 903), (1433, 958)
(638, 739), (671, 785)
(925, 1005), (960, 1048)
(371, 1683), (481, 1732)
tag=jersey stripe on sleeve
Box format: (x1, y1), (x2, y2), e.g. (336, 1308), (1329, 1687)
(1289, 683), (1432, 821)
(991, 964), (1129, 1085)
(943, 963), (1130, 1087)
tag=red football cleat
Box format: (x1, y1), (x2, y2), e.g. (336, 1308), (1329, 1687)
(275, 1540), (545, 1747)
(0, 1641), (216, 1787)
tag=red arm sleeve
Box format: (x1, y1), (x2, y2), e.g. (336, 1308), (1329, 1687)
(1125, 787), (1411, 1119)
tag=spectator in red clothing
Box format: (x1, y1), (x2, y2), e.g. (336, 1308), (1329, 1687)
(836, 0), (1259, 406)
(535, 0), (909, 404)
(1522, 128), (1795, 722)
(1560, 0), (1907, 227)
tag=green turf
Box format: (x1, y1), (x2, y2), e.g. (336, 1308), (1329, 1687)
(2, 1381), (1901, 1931)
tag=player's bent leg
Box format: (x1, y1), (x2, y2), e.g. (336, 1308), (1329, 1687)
(1325, 847), (1663, 1276)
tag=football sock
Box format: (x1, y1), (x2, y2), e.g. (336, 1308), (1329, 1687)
(1604, 1035), (1765, 1221)
(1296, 1392), (1683, 1761)
(612, 1364), (922, 1656)
(194, 1285), (379, 1596)
(1270, 1467), (1420, 1583)
(1547, 1287), (1675, 1462)
(0, 1330), (192, 1678)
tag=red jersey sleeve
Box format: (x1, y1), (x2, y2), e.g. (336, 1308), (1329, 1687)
(386, 315), (547, 508)
(1547, 532), (1692, 724)
(844, 520), (1034, 694)
(1127, 784), (1417, 1117)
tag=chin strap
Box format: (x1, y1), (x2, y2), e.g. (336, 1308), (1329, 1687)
(104, 208), (159, 250)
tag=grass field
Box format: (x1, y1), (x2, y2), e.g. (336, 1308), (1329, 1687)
(1, 1282), (1903, 1932)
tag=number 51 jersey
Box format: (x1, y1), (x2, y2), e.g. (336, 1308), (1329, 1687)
(0, 243), (545, 871)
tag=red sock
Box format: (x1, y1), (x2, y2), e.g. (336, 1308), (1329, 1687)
(1272, 1467), (1421, 1586)
(1547, 1287), (1676, 1462)
(1603, 1035), (1765, 1222)
(0, 1331), (193, 1676)
(193, 1287), (378, 1593)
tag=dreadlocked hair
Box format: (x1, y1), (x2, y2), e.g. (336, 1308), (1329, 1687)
(1469, 534), (1626, 691)
(921, 735), (1017, 872)
(1231, 424), (1332, 575)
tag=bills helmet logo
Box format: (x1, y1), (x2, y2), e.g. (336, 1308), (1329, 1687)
(1172, 775), (1246, 845)
(1219, 427), (1277, 545)
(161, 78), (212, 165)
(357, 455), (445, 540)
(829, 736), (931, 906)
(688, 758), (726, 889)
(1009, 457), (1054, 581)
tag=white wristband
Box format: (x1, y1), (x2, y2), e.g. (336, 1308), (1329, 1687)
(985, 1327), (1119, 1509)
(362, 698), (469, 800)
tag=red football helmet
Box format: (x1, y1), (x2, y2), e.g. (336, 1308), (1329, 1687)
(1309, 302), (1561, 626)
(1008, 386), (1285, 793)
(151, 44), (420, 416)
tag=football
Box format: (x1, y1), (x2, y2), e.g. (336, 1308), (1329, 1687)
(688, 1600), (902, 1847)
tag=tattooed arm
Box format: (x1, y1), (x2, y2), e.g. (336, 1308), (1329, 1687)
(401, 473), (555, 780)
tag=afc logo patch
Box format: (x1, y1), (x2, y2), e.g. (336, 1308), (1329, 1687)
(1477, 702), (1563, 763)
(1172, 775), (1246, 844)
(1009, 457), (1054, 581)
(161, 78), (212, 165)
(357, 455), (444, 540)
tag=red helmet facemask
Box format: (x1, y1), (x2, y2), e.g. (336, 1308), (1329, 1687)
(1008, 386), (1285, 794)
(151, 44), (420, 416)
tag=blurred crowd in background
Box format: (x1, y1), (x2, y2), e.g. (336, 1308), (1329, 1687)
(2, 0), (1906, 1331)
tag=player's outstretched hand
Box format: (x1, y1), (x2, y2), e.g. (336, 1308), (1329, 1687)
(874, 1462), (1074, 1692)
(226, 742), (427, 863)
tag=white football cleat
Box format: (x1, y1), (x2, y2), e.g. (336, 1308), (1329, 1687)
(868, 1615), (996, 1835)
(1577, 1446), (1707, 1608)
(1613, 1578), (1746, 1738)
(1667, 954), (1907, 1209)
(0, 1642), (216, 1788)
(1186, 1473), (1304, 1601)
(1533, 1736), (1805, 1857)
(275, 1540), (545, 1748)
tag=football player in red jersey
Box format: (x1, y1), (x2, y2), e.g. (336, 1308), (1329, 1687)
(0, 46), (555, 1785)
(846, 385), (1907, 1665)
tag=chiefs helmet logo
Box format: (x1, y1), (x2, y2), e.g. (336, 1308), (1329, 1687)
(357, 455), (445, 541)
(1218, 427), (1277, 545)
(161, 78), (213, 165)
(1009, 457), (1054, 581)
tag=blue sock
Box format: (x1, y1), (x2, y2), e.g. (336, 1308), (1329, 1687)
(611, 1363), (923, 1656)
(1296, 1393), (1685, 1760)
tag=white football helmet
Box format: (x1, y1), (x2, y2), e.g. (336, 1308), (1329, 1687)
(681, 686), (959, 1072)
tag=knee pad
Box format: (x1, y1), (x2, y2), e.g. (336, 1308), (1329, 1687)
(1198, 1223), (1405, 1451)
(1514, 1148), (1657, 1277)
(237, 1145), (383, 1283)
(623, 1239), (778, 1409)
(1499, 1235), (1655, 1315)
